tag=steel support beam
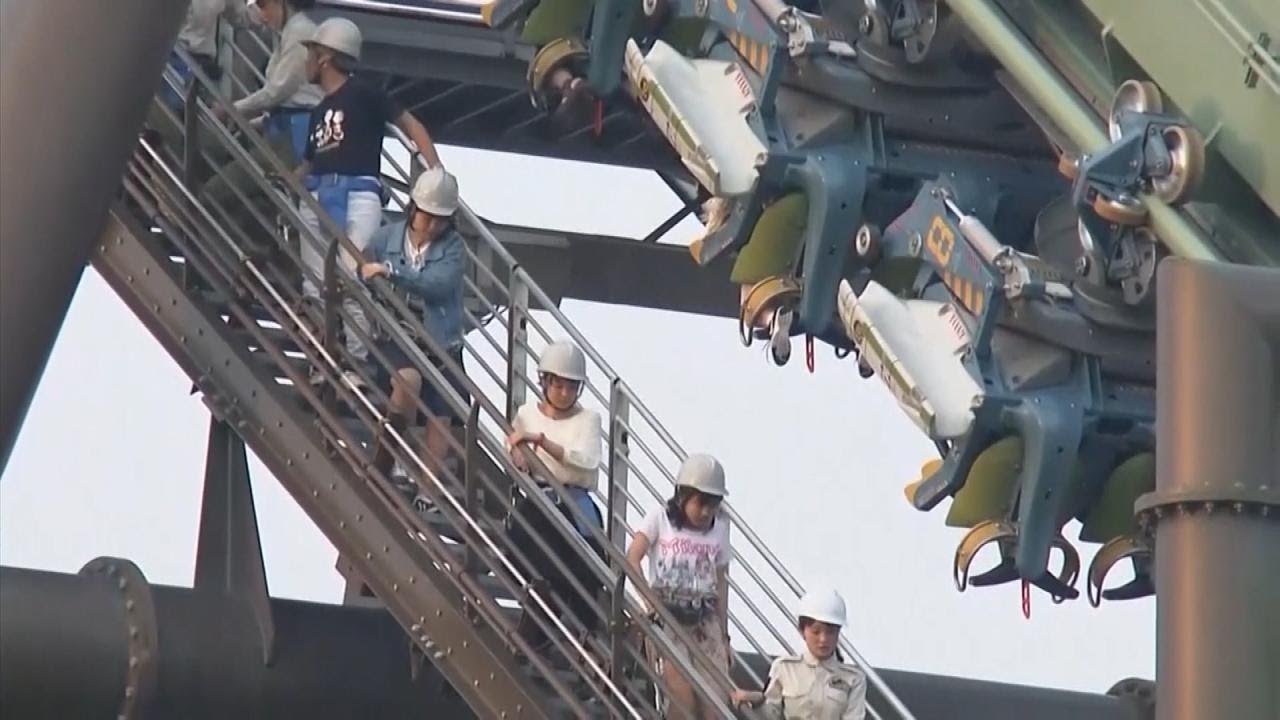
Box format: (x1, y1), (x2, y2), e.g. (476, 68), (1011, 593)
(0, 0), (188, 473)
(482, 221), (738, 318)
(193, 417), (276, 665)
(93, 208), (559, 719)
(1, 564), (1150, 720)
(1143, 258), (1280, 720)
(0, 565), (467, 719)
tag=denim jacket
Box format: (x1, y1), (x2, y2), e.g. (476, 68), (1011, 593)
(367, 220), (465, 351)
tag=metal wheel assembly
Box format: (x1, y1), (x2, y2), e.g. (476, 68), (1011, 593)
(1150, 124), (1206, 204)
(1108, 79), (1163, 142)
(642, 0), (670, 32)
(1092, 193), (1148, 225)
(854, 223), (883, 264)
(1056, 152), (1080, 181)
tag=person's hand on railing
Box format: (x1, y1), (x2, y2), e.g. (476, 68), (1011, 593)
(359, 262), (390, 282)
(505, 430), (542, 473)
(730, 689), (764, 709)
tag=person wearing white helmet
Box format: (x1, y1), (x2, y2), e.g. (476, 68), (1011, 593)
(731, 588), (867, 719)
(203, 0), (323, 209)
(507, 339), (602, 511)
(627, 453), (733, 719)
(361, 168), (468, 487)
(295, 16), (443, 381)
(504, 339), (605, 654)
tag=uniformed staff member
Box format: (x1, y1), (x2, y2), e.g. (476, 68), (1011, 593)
(732, 588), (867, 720)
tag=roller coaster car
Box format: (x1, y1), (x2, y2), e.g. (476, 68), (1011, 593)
(533, 0), (1180, 607)
(839, 174), (1158, 603)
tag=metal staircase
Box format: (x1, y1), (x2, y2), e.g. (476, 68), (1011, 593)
(94, 45), (914, 719)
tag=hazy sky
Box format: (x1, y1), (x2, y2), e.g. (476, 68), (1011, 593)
(0, 144), (1154, 695)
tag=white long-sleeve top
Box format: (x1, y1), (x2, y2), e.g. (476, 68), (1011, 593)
(512, 402), (601, 492)
(178, 0), (253, 58)
(233, 12), (323, 116)
(762, 652), (867, 720)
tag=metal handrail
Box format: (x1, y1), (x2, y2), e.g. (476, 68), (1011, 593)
(215, 23), (912, 715)
(378, 122), (911, 718)
(144, 54), (756, 720)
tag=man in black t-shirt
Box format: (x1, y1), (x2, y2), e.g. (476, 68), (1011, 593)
(294, 17), (442, 386)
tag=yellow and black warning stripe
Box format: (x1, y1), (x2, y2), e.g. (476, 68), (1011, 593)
(942, 270), (986, 316)
(728, 30), (771, 75)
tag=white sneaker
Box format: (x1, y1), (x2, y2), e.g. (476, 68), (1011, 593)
(413, 494), (437, 515)
(309, 366), (326, 385)
(341, 369), (366, 389)
(769, 309), (793, 366)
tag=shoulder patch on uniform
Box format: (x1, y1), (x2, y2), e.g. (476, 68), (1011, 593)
(833, 665), (866, 685)
(771, 656), (803, 670)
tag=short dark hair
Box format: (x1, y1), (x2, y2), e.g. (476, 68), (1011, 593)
(798, 617), (845, 662)
(664, 485), (720, 530)
(331, 52), (357, 74)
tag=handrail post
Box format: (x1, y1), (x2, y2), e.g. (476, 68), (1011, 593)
(321, 240), (341, 413)
(463, 401), (483, 574)
(607, 379), (631, 551)
(506, 275), (530, 421)
(609, 574), (629, 684)
(182, 79), (200, 188)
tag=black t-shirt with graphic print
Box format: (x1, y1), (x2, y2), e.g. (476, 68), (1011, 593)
(304, 76), (402, 177)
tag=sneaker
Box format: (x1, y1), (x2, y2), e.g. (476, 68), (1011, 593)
(341, 369), (366, 389)
(389, 463), (416, 498)
(769, 308), (793, 366)
(413, 494), (437, 515)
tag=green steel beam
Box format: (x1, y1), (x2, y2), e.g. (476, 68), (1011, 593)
(945, 0), (1222, 263)
(993, 0), (1280, 267)
(1079, 0), (1280, 218)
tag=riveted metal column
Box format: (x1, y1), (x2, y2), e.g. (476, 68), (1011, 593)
(0, 0), (187, 472)
(1140, 258), (1280, 720)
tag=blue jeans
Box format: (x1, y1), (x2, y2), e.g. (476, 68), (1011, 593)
(299, 175), (384, 362)
(160, 49), (219, 114)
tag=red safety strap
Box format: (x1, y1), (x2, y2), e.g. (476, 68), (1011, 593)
(1021, 579), (1031, 620)
(593, 99), (604, 138)
(805, 335), (815, 373)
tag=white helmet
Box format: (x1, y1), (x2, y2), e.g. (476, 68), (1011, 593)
(538, 340), (586, 382)
(411, 167), (459, 217)
(306, 17), (362, 60)
(676, 454), (728, 497)
(797, 588), (847, 627)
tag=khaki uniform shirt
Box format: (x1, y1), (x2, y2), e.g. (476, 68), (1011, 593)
(762, 652), (867, 720)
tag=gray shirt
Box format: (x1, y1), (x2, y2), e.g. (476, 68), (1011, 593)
(177, 0), (252, 58)
(234, 12), (323, 116)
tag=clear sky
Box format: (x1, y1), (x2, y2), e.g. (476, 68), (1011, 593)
(0, 144), (1154, 695)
